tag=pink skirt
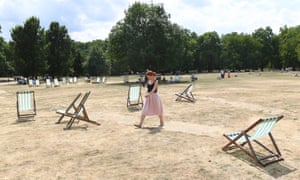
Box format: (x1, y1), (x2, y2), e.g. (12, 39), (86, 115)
(142, 93), (163, 116)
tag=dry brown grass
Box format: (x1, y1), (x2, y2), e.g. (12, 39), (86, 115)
(0, 71), (299, 179)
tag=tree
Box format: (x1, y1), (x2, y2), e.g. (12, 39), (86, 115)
(108, 2), (171, 74)
(278, 25), (300, 69)
(87, 47), (109, 76)
(46, 22), (72, 77)
(196, 31), (221, 72)
(73, 51), (84, 76)
(10, 16), (46, 77)
(253, 27), (278, 70)
(0, 25), (13, 76)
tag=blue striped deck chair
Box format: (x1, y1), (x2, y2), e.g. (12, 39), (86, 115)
(16, 91), (37, 120)
(222, 115), (284, 166)
(127, 84), (143, 108)
(60, 91), (101, 129)
(175, 84), (195, 102)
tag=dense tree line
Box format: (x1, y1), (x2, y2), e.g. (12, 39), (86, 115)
(0, 2), (300, 77)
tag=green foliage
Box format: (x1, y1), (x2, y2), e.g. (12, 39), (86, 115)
(87, 47), (109, 76)
(196, 31), (221, 72)
(46, 22), (72, 77)
(10, 16), (46, 77)
(278, 25), (300, 68)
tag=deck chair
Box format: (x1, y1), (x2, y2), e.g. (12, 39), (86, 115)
(56, 93), (82, 124)
(54, 78), (60, 87)
(46, 79), (51, 88)
(16, 91), (36, 120)
(175, 84), (195, 102)
(35, 79), (40, 87)
(58, 91), (100, 129)
(222, 115), (284, 167)
(127, 85), (143, 108)
(28, 79), (34, 87)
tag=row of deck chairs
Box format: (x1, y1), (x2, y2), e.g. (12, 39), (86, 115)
(16, 87), (285, 167)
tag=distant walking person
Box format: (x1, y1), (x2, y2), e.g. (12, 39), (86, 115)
(136, 70), (164, 128)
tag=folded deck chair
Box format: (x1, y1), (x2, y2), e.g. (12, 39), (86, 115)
(222, 115), (284, 167)
(175, 84), (195, 102)
(58, 91), (100, 129)
(16, 91), (37, 120)
(127, 84), (143, 108)
(56, 93), (82, 124)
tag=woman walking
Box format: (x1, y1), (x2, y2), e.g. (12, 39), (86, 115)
(136, 70), (164, 128)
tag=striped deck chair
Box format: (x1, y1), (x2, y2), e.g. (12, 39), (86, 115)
(35, 79), (40, 87)
(28, 79), (34, 87)
(127, 84), (143, 108)
(59, 91), (100, 129)
(46, 78), (52, 88)
(54, 78), (60, 87)
(16, 91), (37, 120)
(222, 115), (284, 166)
(175, 84), (195, 102)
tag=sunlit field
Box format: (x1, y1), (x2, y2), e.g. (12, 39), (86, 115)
(0, 71), (299, 179)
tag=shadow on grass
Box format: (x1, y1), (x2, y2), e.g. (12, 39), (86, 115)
(228, 150), (297, 178)
(143, 126), (163, 135)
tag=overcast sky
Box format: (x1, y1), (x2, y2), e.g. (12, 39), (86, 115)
(1, 0), (300, 42)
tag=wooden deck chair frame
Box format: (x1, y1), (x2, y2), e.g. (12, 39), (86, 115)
(16, 91), (36, 120)
(127, 84), (143, 108)
(56, 93), (82, 124)
(62, 91), (100, 129)
(222, 115), (284, 167)
(175, 84), (195, 102)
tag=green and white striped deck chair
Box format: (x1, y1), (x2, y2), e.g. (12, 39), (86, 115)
(127, 85), (143, 108)
(175, 84), (195, 102)
(16, 91), (37, 120)
(222, 115), (284, 166)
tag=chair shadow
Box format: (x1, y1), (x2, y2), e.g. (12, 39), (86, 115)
(63, 124), (88, 131)
(143, 126), (162, 134)
(13, 118), (35, 124)
(127, 106), (142, 112)
(228, 151), (297, 178)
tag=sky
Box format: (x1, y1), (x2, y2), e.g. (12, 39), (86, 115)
(1, 0), (300, 42)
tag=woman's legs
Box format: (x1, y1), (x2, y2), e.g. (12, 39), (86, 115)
(138, 115), (146, 128)
(159, 115), (164, 127)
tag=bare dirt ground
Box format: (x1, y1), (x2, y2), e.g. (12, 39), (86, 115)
(0, 72), (299, 179)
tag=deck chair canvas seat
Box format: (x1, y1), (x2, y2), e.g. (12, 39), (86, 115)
(56, 91), (100, 129)
(17, 91), (36, 120)
(175, 84), (195, 102)
(127, 85), (143, 108)
(222, 115), (284, 167)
